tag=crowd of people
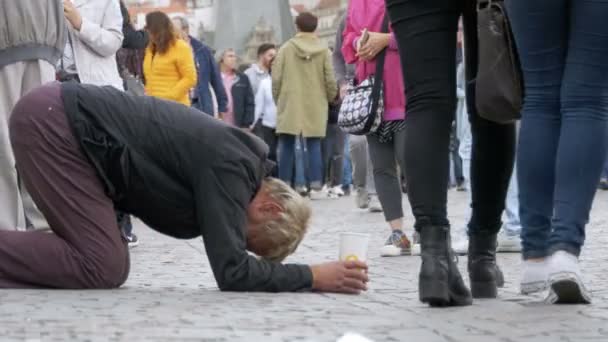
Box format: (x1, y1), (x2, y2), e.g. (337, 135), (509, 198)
(0, 0), (607, 308)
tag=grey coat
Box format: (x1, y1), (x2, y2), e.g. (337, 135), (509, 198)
(0, 0), (68, 68)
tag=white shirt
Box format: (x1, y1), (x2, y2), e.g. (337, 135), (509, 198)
(253, 77), (277, 129)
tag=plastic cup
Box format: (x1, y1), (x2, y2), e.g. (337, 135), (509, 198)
(339, 233), (371, 262)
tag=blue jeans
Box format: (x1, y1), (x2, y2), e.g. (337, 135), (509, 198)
(507, 0), (608, 259)
(278, 135), (323, 189)
(343, 136), (353, 187)
(294, 137), (307, 187)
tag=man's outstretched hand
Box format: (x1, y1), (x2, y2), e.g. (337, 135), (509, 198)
(310, 261), (369, 294)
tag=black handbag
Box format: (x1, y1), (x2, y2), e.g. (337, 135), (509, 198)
(338, 16), (389, 135)
(476, 0), (523, 124)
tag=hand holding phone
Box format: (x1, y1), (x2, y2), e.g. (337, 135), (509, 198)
(356, 28), (370, 52)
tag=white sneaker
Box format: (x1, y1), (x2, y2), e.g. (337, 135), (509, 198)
(546, 251), (591, 304)
(452, 237), (469, 256)
(309, 189), (326, 200)
(328, 185), (345, 199)
(497, 230), (522, 253)
(520, 259), (549, 295)
(295, 186), (308, 196)
(368, 196), (383, 213)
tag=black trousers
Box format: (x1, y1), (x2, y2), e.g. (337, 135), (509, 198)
(385, 0), (516, 235)
(322, 123), (346, 187)
(254, 123), (278, 177)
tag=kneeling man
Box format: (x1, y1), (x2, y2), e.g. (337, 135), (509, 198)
(1, 82), (367, 293)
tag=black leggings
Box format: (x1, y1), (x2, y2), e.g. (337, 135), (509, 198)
(385, 0), (516, 234)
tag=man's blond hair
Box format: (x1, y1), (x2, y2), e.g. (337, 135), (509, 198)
(259, 178), (311, 263)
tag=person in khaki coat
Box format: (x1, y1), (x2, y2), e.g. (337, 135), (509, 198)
(272, 12), (338, 197)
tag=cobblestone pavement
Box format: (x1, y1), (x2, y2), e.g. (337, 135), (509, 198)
(1, 190), (607, 342)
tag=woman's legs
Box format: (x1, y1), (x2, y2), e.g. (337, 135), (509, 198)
(367, 132), (410, 256)
(550, 0), (608, 257)
(386, 0), (471, 306)
(507, 0), (567, 260)
(0, 83), (129, 289)
(457, 0), (516, 298)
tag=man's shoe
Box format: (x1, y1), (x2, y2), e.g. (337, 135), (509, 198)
(368, 196), (383, 213)
(468, 234), (502, 298)
(295, 186), (308, 197)
(546, 251), (591, 304)
(419, 225), (472, 307)
(126, 234), (139, 248)
(328, 185), (345, 199)
(599, 179), (608, 191)
(520, 259), (549, 295)
(497, 229), (522, 253)
(380, 230), (411, 257)
(355, 188), (370, 209)
(309, 188), (326, 200)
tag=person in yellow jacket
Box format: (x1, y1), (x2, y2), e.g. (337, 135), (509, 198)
(143, 11), (196, 106)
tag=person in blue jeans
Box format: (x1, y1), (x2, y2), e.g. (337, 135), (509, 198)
(279, 134), (325, 198)
(507, 0), (608, 304)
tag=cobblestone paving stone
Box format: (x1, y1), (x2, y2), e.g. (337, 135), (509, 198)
(0, 190), (607, 341)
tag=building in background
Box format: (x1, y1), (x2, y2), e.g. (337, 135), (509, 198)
(310, 0), (347, 49)
(212, 0), (295, 64)
(125, 0), (346, 63)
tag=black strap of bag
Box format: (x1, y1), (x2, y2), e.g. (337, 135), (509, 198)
(363, 15), (390, 133)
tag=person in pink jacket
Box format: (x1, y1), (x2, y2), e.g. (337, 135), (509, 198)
(342, 0), (412, 257)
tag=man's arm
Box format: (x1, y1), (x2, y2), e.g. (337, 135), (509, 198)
(119, 0), (148, 49)
(324, 51), (338, 102)
(253, 80), (266, 127)
(333, 13), (349, 85)
(74, 0), (124, 57)
(242, 77), (256, 128)
(271, 47), (285, 103)
(196, 163), (369, 293)
(207, 49), (229, 113)
(196, 165), (313, 292)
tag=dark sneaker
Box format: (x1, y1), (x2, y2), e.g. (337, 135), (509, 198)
(126, 234), (139, 248)
(380, 230), (411, 257)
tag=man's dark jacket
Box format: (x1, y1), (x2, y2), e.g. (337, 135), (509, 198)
(61, 82), (312, 292)
(230, 72), (256, 128)
(189, 37), (228, 115)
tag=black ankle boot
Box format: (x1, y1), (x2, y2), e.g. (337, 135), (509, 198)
(468, 234), (504, 298)
(419, 225), (473, 307)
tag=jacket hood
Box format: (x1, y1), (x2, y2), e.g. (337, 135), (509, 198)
(289, 33), (328, 59)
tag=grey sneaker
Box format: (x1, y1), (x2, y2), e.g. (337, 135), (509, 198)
(380, 230), (411, 257)
(497, 230), (522, 253)
(546, 251), (591, 304)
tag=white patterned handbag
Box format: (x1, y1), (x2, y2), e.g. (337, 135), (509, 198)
(338, 15), (389, 135)
(338, 76), (384, 135)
